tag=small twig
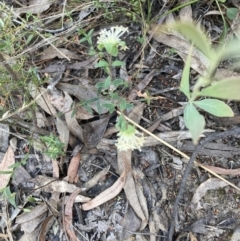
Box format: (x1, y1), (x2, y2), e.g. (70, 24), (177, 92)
(117, 111), (240, 191)
(0, 52), (19, 81)
(168, 127), (240, 241)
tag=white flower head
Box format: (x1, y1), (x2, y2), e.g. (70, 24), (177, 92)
(116, 125), (145, 151)
(97, 26), (129, 56)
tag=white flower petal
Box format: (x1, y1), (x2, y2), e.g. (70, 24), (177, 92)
(116, 128), (144, 151)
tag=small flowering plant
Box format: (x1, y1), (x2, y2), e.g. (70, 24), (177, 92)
(79, 26), (144, 151)
(115, 115), (145, 151)
(97, 26), (129, 57)
(96, 26), (144, 151)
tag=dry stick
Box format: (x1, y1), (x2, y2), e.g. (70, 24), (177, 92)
(117, 111), (240, 192)
(117, 111), (240, 239)
(168, 127), (240, 241)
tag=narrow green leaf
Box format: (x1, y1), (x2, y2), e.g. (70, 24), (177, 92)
(112, 60), (124, 67)
(95, 81), (105, 89)
(79, 37), (87, 43)
(198, 77), (240, 100)
(119, 99), (127, 111)
(95, 60), (109, 68)
(102, 103), (115, 113)
(104, 76), (111, 89)
(26, 34), (34, 45)
(227, 8), (238, 20)
(179, 45), (192, 99)
(168, 22), (214, 59)
(184, 103), (205, 145)
(216, 38), (240, 62)
(112, 79), (124, 87)
(194, 99), (234, 117)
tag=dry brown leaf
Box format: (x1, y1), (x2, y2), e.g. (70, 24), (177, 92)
(40, 47), (82, 61)
(83, 167), (109, 191)
(191, 178), (228, 204)
(67, 55), (99, 69)
(0, 146), (15, 190)
(202, 165), (240, 176)
(179, 0), (193, 22)
(63, 92), (84, 142)
(150, 25), (209, 75)
(75, 106), (94, 120)
(56, 117), (69, 153)
(14, 0), (52, 15)
(52, 159), (59, 179)
(189, 232), (198, 241)
(29, 83), (57, 117)
(128, 70), (157, 101)
(47, 91), (65, 113)
(118, 151), (148, 230)
(82, 171), (126, 211)
(137, 91), (165, 101)
(64, 189), (81, 241)
(39, 215), (55, 241)
(0, 123), (9, 152)
(67, 152), (81, 183)
(231, 227), (240, 241)
(32, 175), (80, 193)
(57, 83), (109, 114)
(16, 203), (48, 225)
(21, 212), (47, 233)
(83, 115), (110, 148)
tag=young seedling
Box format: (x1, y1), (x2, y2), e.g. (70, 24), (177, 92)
(168, 21), (240, 144)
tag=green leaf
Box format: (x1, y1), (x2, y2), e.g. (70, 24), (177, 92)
(184, 103), (205, 145)
(95, 60), (109, 68)
(216, 39), (240, 61)
(26, 34), (34, 45)
(112, 79), (124, 87)
(179, 46), (192, 99)
(0, 18), (5, 28)
(112, 60), (124, 67)
(95, 81), (105, 89)
(119, 99), (127, 111)
(227, 7), (238, 20)
(194, 99), (234, 117)
(167, 22), (214, 60)
(104, 76), (111, 89)
(198, 77), (240, 100)
(102, 103), (115, 113)
(79, 37), (87, 43)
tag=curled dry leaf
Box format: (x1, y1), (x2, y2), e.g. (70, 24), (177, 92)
(39, 215), (55, 241)
(83, 166), (109, 191)
(128, 69), (157, 101)
(202, 165), (240, 176)
(81, 171), (126, 211)
(56, 117), (69, 153)
(118, 151), (148, 230)
(29, 83), (57, 117)
(57, 82), (109, 114)
(191, 178), (228, 204)
(32, 175), (80, 193)
(14, 0), (52, 15)
(67, 152), (81, 184)
(83, 115), (110, 148)
(39, 47), (82, 61)
(16, 203), (48, 225)
(179, 0), (193, 22)
(64, 189), (81, 241)
(0, 146), (15, 190)
(0, 123), (9, 152)
(63, 91), (84, 142)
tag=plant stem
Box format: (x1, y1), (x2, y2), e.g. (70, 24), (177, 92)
(0, 52), (19, 82)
